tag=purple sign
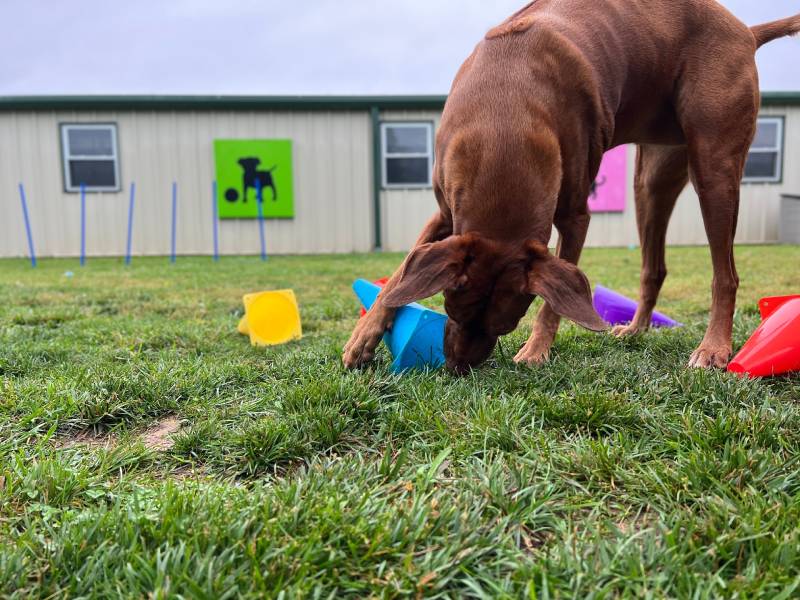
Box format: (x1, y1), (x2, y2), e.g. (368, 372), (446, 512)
(588, 145), (627, 213)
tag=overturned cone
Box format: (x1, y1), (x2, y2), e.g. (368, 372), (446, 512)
(354, 279), (447, 373)
(729, 297), (800, 378)
(237, 290), (302, 347)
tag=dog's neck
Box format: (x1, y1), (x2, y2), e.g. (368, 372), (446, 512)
(439, 123), (562, 245)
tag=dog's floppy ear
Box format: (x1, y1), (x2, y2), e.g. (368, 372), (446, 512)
(524, 242), (607, 331)
(381, 235), (472, 307)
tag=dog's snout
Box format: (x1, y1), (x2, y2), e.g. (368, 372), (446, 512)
(444, 320), (498, 374)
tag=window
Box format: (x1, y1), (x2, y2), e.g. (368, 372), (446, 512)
(743, 117), (783, 183)
(381, 122), (433, 188)
(60, 124), (120, 192)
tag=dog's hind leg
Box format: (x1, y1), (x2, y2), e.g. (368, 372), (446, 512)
(677, 57), (758, 368)
(613, 145), (688, 337)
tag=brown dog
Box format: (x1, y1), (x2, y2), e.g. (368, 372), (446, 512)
(344, 0), (800, 374)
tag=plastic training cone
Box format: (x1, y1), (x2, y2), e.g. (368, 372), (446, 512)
(237, 316), (250, 335)
(759, 295), (800, 321)
(593, 285), (682, 328)
(360, 277), (390, 317)
(241, 290), (302, 347)
(353, 279), (447, 373)
(728, 297), (800, 378)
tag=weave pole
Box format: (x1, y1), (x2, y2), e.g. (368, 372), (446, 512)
(17, 183), (36, 267)
(255, 179), (267, 261)
(211, 180), (219, 262)
(170, 182), (177, 264)
(125, 182), (136, 265)
(80, 183), (86, 266)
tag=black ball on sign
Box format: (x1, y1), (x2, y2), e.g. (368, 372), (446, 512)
(224, 188), (239, 203)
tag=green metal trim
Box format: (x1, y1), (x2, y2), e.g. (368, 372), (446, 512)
(0, 92), (797, 111)
(761, 91), (800, 106)
(0, 95), (448, 112)
(370, 106), (383, 251)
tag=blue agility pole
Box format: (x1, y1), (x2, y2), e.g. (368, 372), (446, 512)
(171, 182), (177, 263)
(125, 182), (136, 265)
(212, 180), (219, 262)
(80, 183), (87, 266)
(17, 183), (36, 267)
(255, 179), (267, 261)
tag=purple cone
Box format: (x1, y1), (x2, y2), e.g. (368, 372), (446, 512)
(593, 285), (682, 328)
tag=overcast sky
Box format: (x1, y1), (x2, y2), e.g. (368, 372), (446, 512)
(1, 0), (798, 96)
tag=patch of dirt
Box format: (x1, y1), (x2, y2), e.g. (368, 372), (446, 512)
(55, 416), (183, 453)
(55, 430), (117, 451)
(616, 512), (655, 536)
(142, 416), (182, 451)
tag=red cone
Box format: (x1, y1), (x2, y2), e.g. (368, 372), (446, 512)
(759, 295), (800, 320)
(359, 277), (390, 317)
(729, 297), (800, 378)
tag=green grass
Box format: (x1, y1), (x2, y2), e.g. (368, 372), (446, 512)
(1, 245), (799, 598)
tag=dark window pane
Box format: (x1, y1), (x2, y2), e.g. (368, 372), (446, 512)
(69, 160), (117, 188)
(744, 152), (778, 179)
(386, 157), (429, 185)
(751, 121), (779, 149)
(68, 128), (114, 156)
(386, 126), (428, 154)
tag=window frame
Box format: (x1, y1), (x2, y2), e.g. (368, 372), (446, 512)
(59, 123), (121, 193)
(380, 121), (435, 189)
(742, 116), (784, 184)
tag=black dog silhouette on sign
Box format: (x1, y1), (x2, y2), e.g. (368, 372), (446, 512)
(238, 157), (278, 202)
(589, 176), (607, 199)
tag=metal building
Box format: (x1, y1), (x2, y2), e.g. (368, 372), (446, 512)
(0, 94), (798, 258)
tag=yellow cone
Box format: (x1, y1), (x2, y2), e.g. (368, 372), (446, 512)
(237, 316), (250, 335)
(239, 290), (302, 347)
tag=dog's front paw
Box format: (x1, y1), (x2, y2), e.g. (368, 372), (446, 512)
(513, 340), (551, 366)
(342, 309), (392, 369)
(611, 323), (649, 337)
(688, 340), (732, 369)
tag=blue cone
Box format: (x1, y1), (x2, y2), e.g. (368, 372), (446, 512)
(353, 279), (447, 373)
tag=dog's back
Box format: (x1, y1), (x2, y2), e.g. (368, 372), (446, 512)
(447, 0), (759, 148)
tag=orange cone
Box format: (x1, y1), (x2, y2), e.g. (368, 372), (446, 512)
(728, 297), (800, 378)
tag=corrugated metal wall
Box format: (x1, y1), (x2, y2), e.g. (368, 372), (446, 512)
(0, 104), (797, 257)
(0, 110), (373, 257)
(378, 106), (800, 251)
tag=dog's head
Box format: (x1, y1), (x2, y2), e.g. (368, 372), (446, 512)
(381, 234), (606, 374)
(238, 157), (261, 171)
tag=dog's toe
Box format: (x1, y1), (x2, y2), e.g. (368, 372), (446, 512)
(513, 344), (550, 366)
(342, 318), (387, 370)
(688, 344), (731, 369)
(611, 323), (647, 338)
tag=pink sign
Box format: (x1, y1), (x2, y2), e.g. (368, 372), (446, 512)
(588, 145), (627, 213)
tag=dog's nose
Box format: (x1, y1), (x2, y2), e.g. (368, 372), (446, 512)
(445, 357), (473, 376)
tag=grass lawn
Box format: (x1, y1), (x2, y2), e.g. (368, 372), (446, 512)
(1, 245), (799, 598)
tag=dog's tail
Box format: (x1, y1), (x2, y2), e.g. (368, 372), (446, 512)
(751, 13), (800, 49)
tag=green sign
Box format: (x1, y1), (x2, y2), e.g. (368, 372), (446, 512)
(214, 139), (294, 219)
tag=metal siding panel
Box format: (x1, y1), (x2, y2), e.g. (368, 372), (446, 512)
(0, 114), (23, 257)
(2, 105), (797, 257)
(0, 109), (372, 257)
